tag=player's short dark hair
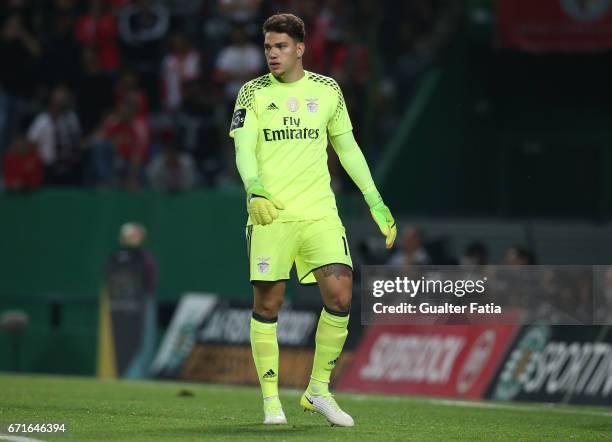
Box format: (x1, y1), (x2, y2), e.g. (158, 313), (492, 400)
(262, 14), (305, 42)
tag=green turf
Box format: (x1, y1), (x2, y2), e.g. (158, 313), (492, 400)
(1, 374), (611, 441)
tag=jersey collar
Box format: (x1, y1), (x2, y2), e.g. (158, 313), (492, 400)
(268, 70), (309, 87)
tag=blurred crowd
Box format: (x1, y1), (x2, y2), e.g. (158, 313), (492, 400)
(0, 0), (461, 192)
(369, 225), (537, 267)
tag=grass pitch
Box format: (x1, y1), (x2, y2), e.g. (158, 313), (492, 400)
(1, 374), (611, 441)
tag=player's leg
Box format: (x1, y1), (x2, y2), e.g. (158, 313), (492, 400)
(246, 222), (298, 425)
(299, 264), (354, 426)
(294, 217), (354, 426)
(251, 281), (287, 424)
(310, 264), (352, 389)
(251, 281), (285, 396)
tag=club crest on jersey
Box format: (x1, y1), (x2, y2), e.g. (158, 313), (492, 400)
(306, 98), (318, 113)
(286, 97), (299, 112)
(257, 257), (270, 274)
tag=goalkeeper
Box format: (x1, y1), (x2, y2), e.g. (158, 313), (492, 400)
(229, 13), (396, 428)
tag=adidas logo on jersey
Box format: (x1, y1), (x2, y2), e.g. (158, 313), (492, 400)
(267, 103), (279, 110)
(263, 369), (277, 379)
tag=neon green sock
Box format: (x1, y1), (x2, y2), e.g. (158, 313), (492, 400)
(309, 308), (349, 394)
(250, 316), (279, 398)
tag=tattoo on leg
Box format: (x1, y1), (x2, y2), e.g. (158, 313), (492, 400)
(317, 264), (352, 281)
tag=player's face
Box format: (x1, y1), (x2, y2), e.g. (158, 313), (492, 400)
(264, 32), (304, 77)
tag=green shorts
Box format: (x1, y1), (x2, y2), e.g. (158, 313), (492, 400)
(245, 215), (353, 285)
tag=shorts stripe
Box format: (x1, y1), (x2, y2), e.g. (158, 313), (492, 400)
(246, 225), (253, 261)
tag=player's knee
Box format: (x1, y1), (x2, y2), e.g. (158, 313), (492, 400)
(257, 296), (283, 318)
(253, 293), (284, 318)
(325, 290), (352, 313)
(253, 281), (285, 319)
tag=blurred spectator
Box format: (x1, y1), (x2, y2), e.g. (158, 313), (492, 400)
(118, 0), (169, 106)
(504, 245), (536, 265)
(329, 27), (369, 89)
(147, 142), (197, 191)
(2, 133), (43, 191)
(329, 26), (369, 136)
(173, 79), (223, 186)
(27, 85), (83, 185)
(104, 221), (158, 378)
(161, 0), (204, 16)
(107, 0), (130, 14)
(40, 3), (81, 89)
(0, 14), (40, 92)
(0, 0), (38, 28)
(427, 235), (458, 265)
(0, 13), (40, 155)
(77, 48), (115, 136)
(215, 25), (263, 110)
(161, 31), (201, 112)
(115, 69), (150, 118)
(460, 241), (489, 266)
(217, 0), (262, 24)
(599, 267), (612, 323)
(380, 0), (461, 101)
(76, 0), (120, 73)
(91, 96), (150, 190)
(364, 79), (398, 162)
(294, 0), (335, 73)
(388, 226), (431, 266)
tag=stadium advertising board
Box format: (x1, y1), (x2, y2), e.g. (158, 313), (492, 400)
(178, 303), (322, 387)
(150, 293), (218, 378)
(154, 299), (358, 387)
(337, 323), (517, 399)
(195, 305), (319, 346)
(497, 0), (612, 52)
(487, 325), (612, 405)
(180, 344), (353, 388)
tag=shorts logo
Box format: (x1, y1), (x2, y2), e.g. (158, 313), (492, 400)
(306, 98), (318, 113)
(286, 97), (299, 112)
(257, 257), (271, 274)
(230, 108), (246, 130)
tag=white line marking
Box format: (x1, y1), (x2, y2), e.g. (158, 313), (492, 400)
(427, 398), (612, 418)
(0, 434), (47, 442)
(332, 392), (612, 418)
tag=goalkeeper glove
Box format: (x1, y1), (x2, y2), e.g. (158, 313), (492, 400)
(364, 190), (397, 249)
(246, 182), (285, 226)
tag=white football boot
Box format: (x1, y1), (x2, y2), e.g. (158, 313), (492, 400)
(263, 396), (287, 425)
(300, 384), (354, 427)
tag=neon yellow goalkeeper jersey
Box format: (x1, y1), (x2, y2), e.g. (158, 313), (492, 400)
(229, 71), (353, 222)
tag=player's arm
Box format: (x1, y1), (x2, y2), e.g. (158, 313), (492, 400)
(330, 131), (397, 248)
(229, 84), (283, 225)
(327, 80), (396, 248)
